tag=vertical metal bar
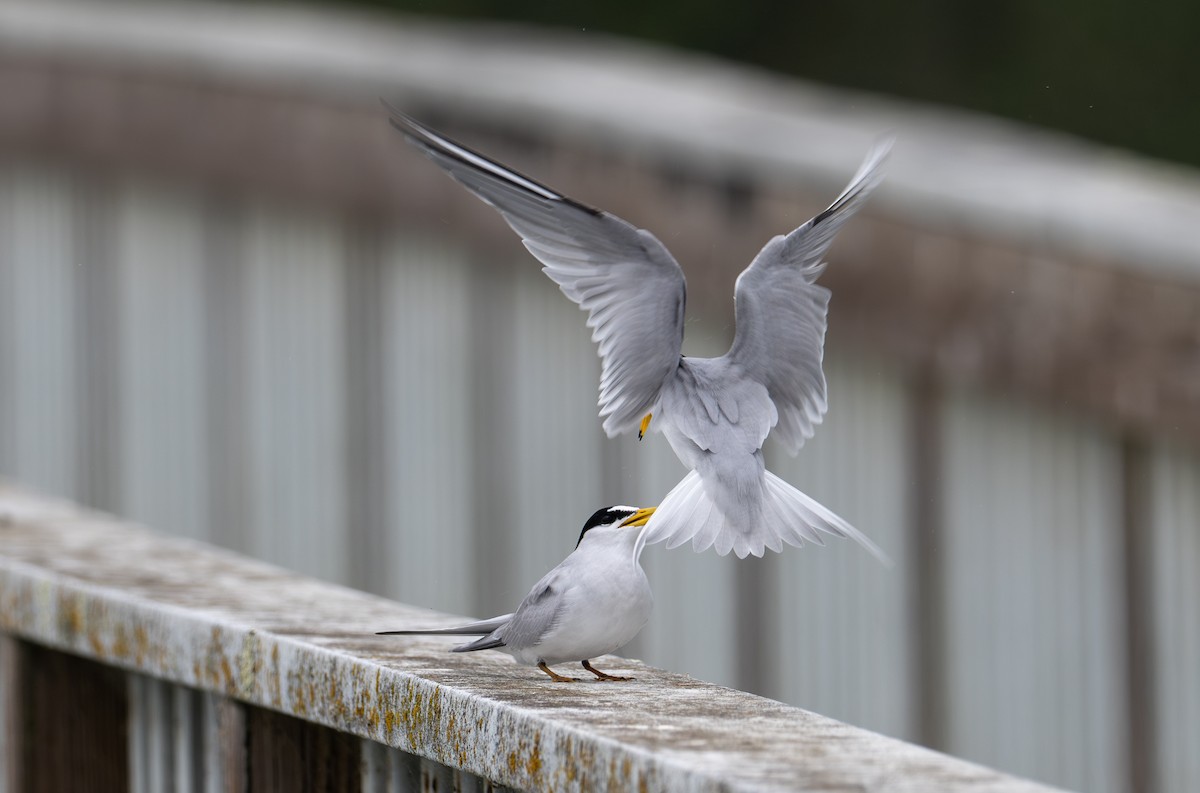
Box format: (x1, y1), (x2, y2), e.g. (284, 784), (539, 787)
(1121, 435), (1157, 793)
(127, 674), (148, 793)
(202, 197), (251, 554)
(0, 165), (79, 496)
(201, 692), (222, 793)
(733, 556), (775, 695)
(343, 222), (388, 595)
(212, 695), (247, 793)
(0, 635), (23, 793)
(0, 167), (14, 476)
(146, 677), (174, 793)
(173, 684), (203, 793)
(467, 254), (520, 613)
(360, 740), (390, 793)
(73, 177), (122, 513)
(910, 372), (946, 750)
(419, 757), (455, 792)
(454, 767), (491, 792)
(390, 744), (422, 792)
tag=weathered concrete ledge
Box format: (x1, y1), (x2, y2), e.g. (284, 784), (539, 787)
(0, 482), (1063, 792)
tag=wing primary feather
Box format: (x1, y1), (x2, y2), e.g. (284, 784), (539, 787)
(376, 613), (512, 636)
(814, 136), (894, 224)
(382, 101), (601, 215)
(452, 636), (507, 653)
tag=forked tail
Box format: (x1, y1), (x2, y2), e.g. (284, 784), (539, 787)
(638, 470), (891, 564)
(375, 614), (512, 637)
(375, 614), (513, 653)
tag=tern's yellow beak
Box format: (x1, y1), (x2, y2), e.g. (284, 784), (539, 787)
(619, 507), (656, 528)
(638, 413), (652, 441)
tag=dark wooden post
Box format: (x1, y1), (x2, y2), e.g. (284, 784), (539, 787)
(10, 642), (129, 793)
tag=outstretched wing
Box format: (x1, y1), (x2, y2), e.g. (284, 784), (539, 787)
(726, 139), (891, 454)
(386, 105), (687, 435)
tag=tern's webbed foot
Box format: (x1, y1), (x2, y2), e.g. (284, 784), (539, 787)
(582, 660), (635, 682)
(538, 662), (582, 683)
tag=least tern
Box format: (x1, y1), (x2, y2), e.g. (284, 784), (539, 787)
(377, 506), (655, 682)
(386, 106), (890, 561)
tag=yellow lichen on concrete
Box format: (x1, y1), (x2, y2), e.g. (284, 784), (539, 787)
(110, 622), (129, 660)
(327, 662), (347, 721)
(201, 626), (238, 694)
(505, 731), (546, 789)
(0, 587), (25, 630)
(56, 591), (83, 640)
(374, 672), (403, 744)
(133, 623), (149, 666)
(87, 631), (105, 657)
(557, 733), (601, 790)
(347, 664), (384, 737)
(507, 748), (520, 778)
(446, 709), (469, 768)
(404, 680), (426, 752)
(268, 644), (282, 707)
(525, 734), (543, 779)
(237, 630), (262, 698)
(286, 662), (312, 717)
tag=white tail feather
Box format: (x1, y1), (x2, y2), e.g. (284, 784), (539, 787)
(641, 469), (892, 564)
(764, 471), (892, 566)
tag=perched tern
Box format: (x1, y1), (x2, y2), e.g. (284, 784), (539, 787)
(386, 105), (890, 562)
(377, 506), (655, 682)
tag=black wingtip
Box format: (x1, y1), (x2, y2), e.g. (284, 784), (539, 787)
(377, 102), (608, 215)
(451, 639), (506, 653)
(379, 99), (427, 143)
(378, 98), (409, 125)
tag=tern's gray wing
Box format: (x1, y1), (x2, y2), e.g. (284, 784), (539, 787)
(386, 106), (686, 435)
(726, 139), (891, 454)
(499, 568), (569, 653)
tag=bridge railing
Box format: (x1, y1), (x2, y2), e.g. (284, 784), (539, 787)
(0, 482), (1062, 792)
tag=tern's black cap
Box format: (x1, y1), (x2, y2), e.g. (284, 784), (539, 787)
(576, 506), (637, 548)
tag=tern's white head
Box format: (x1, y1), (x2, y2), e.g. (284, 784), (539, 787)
(574, 505), (656, 550)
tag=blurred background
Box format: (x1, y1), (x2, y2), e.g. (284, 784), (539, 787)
(1, 1), (1198, 791)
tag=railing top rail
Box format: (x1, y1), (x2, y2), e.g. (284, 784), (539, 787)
(0, 483), (1064, 792)
(1, 0), (1199, 280)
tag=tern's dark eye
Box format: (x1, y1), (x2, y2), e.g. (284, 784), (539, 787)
(576, 506), (635, 547)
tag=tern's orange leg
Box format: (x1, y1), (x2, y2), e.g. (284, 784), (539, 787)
(538, 662), (581, 683)
(582, 660), (634, 682)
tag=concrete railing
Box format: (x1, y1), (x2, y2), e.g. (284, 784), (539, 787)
(0, 482), (1062, 792)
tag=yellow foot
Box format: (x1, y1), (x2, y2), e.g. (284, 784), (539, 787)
(638, 413), (653, 441)
(583, 660), (635, 682)
(538, 662), (581, 683)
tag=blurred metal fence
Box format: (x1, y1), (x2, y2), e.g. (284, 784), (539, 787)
(1, 2), (1199, 792)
